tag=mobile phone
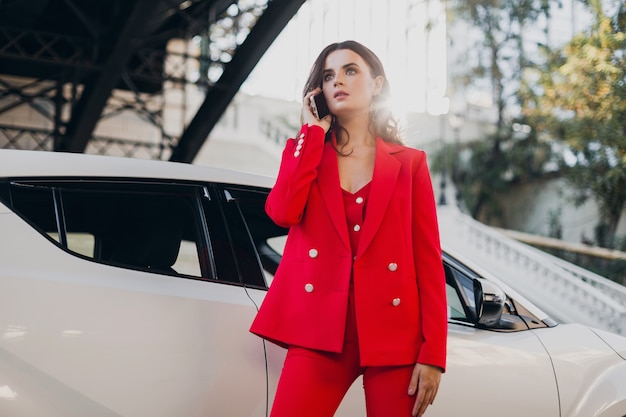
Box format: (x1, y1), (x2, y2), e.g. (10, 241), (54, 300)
(310, 92), (330, 119)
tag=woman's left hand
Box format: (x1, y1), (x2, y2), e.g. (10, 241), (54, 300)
(408, 363), (442, 417)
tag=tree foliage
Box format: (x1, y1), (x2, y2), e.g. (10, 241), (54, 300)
(448, 0), (555, 221)
(524, 0), (626, 247)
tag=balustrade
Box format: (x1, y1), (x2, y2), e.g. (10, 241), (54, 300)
(438, 206), (626, 335)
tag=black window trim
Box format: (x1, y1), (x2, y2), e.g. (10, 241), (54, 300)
(213, 183), (277, 290)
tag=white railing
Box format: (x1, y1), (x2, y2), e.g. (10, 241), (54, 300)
(438, 206), (626, 336)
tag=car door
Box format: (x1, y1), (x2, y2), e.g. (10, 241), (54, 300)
(216, 184), (289, 415)
(428, 260), (561, 417)
(0, 179), (268, 417)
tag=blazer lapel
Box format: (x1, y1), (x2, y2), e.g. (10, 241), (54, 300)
(357, 138), (401, 258)
(317, 141), (351, 250)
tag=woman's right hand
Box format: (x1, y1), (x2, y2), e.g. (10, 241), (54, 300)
(302, 88), (332, 132)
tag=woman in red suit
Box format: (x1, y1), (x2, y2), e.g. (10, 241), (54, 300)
(250, 40), (447, 417)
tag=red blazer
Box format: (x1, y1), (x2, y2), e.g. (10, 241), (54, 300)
(250, 124), (447, 370)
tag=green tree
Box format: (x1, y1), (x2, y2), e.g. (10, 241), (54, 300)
(525, 0), (626, 248)
(449, 0), (555, 221)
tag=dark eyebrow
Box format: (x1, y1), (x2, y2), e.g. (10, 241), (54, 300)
(322, 62), (360, 74)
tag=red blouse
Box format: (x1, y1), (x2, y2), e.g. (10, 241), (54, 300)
(342, 182), (371, 259)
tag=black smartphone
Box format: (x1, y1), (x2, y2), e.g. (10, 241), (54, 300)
(310, 92), (330, 119)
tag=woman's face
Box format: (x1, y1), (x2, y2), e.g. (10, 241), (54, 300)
(321, 49), (383, 119)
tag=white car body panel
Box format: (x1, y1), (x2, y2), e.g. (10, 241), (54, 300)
(536, 324), (626, 417)
(1, 149), (626, 417)
(0, 210), (267, 417)
(0, 149), (275, 189)
(428, 323), (560, 416)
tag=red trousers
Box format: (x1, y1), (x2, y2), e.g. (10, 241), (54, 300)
(270, 285), (415, 417)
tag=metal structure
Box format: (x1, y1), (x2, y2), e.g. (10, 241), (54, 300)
(0, 0), (306, 162)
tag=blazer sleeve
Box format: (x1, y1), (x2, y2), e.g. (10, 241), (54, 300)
(265, 124), (326, 227)
(412, 153), (448, 371)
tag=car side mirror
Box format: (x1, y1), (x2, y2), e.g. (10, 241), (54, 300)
(473, 278), (506, 327)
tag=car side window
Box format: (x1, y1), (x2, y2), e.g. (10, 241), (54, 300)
(197, 186), (244, 284)
(221, 186), (288, 288)
(444, 262), (477, 323)
(446, 282), (467, 321)
(6, 181), (211, 279)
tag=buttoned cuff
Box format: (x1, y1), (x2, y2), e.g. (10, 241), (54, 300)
(290, 124), (325, 159)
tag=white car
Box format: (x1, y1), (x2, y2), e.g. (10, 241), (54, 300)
(1, 149), (625, 417)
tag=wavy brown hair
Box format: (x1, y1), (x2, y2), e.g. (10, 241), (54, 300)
(303, 40), (403, 147)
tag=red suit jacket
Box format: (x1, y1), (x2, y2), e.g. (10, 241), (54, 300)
(250, 124), (447, 370)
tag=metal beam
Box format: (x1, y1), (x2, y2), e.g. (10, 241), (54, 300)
(170, 0), (307, 163)
(60, 0), (99, 38)
(56, 0), (168, 153)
